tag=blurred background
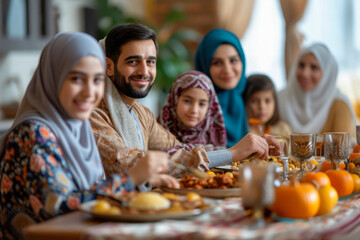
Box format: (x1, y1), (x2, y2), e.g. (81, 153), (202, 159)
(1, 0), (360, 133)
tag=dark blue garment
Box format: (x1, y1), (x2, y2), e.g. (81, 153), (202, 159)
(195, 29), (248, 147)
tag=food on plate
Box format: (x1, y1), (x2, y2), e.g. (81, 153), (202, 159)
(92, 199), (111, 213)
(90, 191), (209, 216)
(230, 156), (318, 173)
(92, 200), (122, 215)
(129, 192), (170, 211)
(162, 192), (181, 201)
(179, 172), (240, 189)
(186, 192), (201, 201)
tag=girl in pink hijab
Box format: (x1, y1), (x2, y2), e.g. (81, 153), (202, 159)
(158, 70), (227, 151)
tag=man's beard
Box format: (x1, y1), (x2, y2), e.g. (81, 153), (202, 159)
(113, 70), (154, 99)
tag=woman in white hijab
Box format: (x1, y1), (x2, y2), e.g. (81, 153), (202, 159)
(278, 43), (356, 138)
(0, 32), (177, 239)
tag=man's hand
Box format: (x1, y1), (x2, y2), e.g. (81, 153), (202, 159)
(228, 133), (282, 162)
(263, 134), (281, 156)
(128, 151), (168, 186)
(228, 133), (269, 162)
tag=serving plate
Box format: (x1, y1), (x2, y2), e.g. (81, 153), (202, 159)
(161, 186), (241, 198)
(272, 206), (340, 223)
(80, 200), (213, 222)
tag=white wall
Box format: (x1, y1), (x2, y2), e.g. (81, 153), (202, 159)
(0, 0), (92, 119)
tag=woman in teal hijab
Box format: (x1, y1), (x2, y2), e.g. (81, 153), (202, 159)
(195, 29), (248, 147)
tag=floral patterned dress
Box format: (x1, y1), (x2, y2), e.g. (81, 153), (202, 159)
(0, 120), (135, 240)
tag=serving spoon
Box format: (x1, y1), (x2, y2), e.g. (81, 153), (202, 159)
(169, 161), (208, 179)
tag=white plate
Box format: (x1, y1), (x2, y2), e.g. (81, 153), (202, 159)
(80, 200), (212, 222)
(161, 186), (241, 198)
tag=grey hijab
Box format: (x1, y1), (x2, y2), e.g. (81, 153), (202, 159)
(0, 32), (105, 190)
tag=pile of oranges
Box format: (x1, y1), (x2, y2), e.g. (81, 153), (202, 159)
(272, 172), (339, 219)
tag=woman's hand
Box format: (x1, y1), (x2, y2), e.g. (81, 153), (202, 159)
(149, 174), (180, 188)
(128, 151), (168, 186)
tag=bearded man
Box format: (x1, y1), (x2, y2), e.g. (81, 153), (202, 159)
(90, 23), (279, 178)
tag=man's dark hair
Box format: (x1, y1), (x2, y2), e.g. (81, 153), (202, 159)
(105, 23), (159, 64)
(243, 74), (280, 126)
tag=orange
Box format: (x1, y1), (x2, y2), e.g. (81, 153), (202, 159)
(351, 174), (360, 193)
(248, 118), (262, 124)
(273, 182), (320, 219)
(317, 185), (338, 216)
(349, 153), (360, 162)
(321, 161), (332, 172)
(349, 162), (356, 171)
(353, 145), (360, 153)
(321, 161), (345, 172)
(326, 170), (354, 197)
(300, 172), (331, 187)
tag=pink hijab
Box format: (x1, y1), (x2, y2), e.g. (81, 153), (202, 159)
(158, 71), (227, 150)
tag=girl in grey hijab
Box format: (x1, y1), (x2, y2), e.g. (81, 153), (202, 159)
(0, 32), (105, 189)
(0, 32), (176, 239)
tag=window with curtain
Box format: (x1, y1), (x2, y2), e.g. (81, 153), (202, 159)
(241, 0), (286, 90)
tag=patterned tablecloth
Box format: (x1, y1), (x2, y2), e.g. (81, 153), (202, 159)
(83, 194), (360, 240)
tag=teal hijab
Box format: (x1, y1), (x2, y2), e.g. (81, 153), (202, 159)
(195, 29), (248, 147)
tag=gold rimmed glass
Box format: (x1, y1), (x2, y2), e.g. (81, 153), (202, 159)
(323, 132), (349, 170)
(290, 133), (316, 179)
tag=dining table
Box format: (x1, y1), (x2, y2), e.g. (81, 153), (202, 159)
(25, 191), (360, 240)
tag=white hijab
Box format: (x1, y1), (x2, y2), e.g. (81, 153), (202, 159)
(278, 43), (356, 133)
(98, 38), (142, 150)
(0, 32), (105, 190)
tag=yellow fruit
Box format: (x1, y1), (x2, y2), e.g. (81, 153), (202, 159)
(104, 206), (122, 215)
(351, 174), (360, 193)
(92, 200), (111, 213)
(186, 192), (201, 201)
(206, 171), (215, 175)
(317, 185), (338, 216)
(225, 172), (234, 178)
(310, 159), (319, 166)
(162, 193), (181, 201)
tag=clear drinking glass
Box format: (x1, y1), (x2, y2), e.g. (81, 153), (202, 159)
(323, 132), (349, 170)
(316, 135), (324, 157)
(271, 136), (290, 182)
(290, 133), (317, 179)
(241, 162), (276, 228)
